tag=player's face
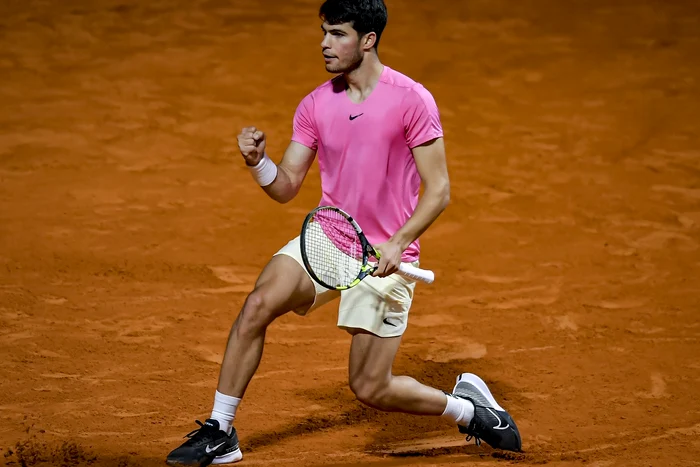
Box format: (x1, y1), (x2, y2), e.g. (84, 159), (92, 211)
(320, 22), (364, 73)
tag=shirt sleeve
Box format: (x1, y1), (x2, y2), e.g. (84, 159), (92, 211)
(402, 85), (444, 148)
(291, 93), (318, 151)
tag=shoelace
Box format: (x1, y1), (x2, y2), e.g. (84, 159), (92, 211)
(465, 434), (482, 446)
(449, 392), (484, 447)
(184, 420), (214, 439)
(465, 416), (486, 447)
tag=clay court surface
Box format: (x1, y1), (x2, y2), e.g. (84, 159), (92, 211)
(1, 0), (700, 465)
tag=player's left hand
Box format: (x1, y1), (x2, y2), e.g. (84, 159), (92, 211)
(372, 240), (403, 277)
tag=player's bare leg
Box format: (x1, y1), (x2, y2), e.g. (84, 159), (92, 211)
(348, 329), (447, 414)
(217, 254), (317, 397)
(166, 255), (316, 466)
(347, 328), (522, 452)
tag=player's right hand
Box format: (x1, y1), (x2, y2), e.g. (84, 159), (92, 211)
(237, 126), (266, 166)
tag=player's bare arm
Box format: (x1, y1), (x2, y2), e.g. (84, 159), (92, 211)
(373, 137), (450, 276)
(237, 126), (316, 204)
(261, 141), (316, 203)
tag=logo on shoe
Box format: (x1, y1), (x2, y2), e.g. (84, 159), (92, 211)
(486, 407), (510, 430)
(205, 442), (226, 454)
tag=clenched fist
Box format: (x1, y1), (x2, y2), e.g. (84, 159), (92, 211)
(237, 126), (266, 166)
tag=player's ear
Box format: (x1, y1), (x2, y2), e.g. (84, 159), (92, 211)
(361, 32), (376, 51)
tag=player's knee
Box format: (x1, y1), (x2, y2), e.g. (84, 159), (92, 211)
(350, 377), (390, 410)
(236, 289), (275, 337)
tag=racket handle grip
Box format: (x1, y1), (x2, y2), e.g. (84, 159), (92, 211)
(398, 263), (435, 284)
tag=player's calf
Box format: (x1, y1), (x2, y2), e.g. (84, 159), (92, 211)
(349, 377), (392, 411)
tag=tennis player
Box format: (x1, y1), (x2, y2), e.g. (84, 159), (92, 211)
(166, 1), (521, 464)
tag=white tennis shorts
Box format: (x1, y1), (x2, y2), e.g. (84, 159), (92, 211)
(273, 229), (417, 338)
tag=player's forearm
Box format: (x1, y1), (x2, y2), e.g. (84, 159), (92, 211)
(260, 165), (295, 204)
(390, 182), (450, 251)
(260, 164), (300, 204)
(248, 142), (314, 204)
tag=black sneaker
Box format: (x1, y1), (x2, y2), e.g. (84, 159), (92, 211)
(166, 419), (242, 466)
(451, 373), (522, 452)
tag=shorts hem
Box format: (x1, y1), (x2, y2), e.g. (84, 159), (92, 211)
(337, 305), (409, 338)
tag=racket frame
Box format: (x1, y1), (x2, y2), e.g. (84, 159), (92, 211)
(300, 206), (375, 290)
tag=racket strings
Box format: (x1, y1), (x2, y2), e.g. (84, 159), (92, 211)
(303, 209), (363, 288)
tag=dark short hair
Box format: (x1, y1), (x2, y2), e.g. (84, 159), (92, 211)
(319, 0), (388, 49)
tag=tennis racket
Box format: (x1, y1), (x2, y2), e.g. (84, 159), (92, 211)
(299, 205), (435, 290)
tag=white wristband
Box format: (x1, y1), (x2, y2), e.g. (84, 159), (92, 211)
(248, 153), (278, 187)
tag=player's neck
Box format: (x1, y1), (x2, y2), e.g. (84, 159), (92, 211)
(343, 54), (384, 103)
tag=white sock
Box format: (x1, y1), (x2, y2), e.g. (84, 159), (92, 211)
(210, 390), (241, 434)
(441, 394), (475, 426)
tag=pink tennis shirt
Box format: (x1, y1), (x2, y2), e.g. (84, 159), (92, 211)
(291, 65), (443, 262)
